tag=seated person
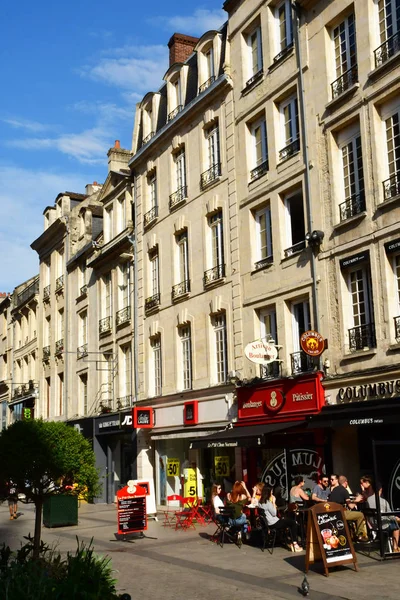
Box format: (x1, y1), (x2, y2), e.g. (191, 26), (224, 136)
(259, 486), (303, 552)
(226, 480), (251, 528)
(312, 475), (330, 503)
(338, 475), (353, 496)
(366, 484), (400, 552)
(211, 483), (224, 518)
(251, 482), (264, 505)
(289, 476), (310, 505)
(329, 474), (368, 541)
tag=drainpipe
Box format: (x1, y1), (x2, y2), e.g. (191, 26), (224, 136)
(292, 2), (320, 334)
(64, 216), (69, 420)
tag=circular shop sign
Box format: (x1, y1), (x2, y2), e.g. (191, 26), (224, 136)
(300, 330), (325, 356)
(265, 389), (284, 413)
(244, 340), (278, 365)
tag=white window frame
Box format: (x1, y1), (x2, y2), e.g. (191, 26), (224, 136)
(291, 299), (311, 352)
(248, 25), (263, 76)
(80, 373), (88, 416)
(333, 13), (357, 79)
(173, 77), (182, 109)
(174, 148), (186, 191)
(206, 125), (220, 169)
(120, 344), (132, 399)
(118, 262), (130, 310)
(347, 267), (372, 329)
(284, 191), (305, 254)
(340, 132), (364, 201)
(104, 205), (114, 243)
(116, 195), (126, 233)
(255, 206), (273, 263)
(280, 96), (299, 148)
(276, 0), (293, 53)
(212, 313), (228, 384)
(150, 252), (160, 297)
(102, 273), (112, 319)
(205, 46), (215, 81)
(385, 109), (400, 178)
(176, 231), (189, 284)
(148, 172), (157, 210)
(79, 311), (88, 347)
(394, 254), (400, 315)
(208, 211), (224, 269)
(378, 0), (400, 43)
(151, 336), (162, 396)
(251, 118), (268, 169)
(179, 325), (192, 391)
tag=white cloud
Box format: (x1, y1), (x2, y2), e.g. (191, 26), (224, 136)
(153, 9), (225, 35)
(71, 100), (133, 122)
(0, 165), (89, 292)
(1, 117), (54, 133)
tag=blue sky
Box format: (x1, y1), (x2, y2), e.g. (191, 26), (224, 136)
(0, 0), (225, 292)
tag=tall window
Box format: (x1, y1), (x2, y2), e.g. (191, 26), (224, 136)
(118, 262), (129, 309)
(259, 308), (278, 378)
(46, 377), (51, 418)
(79, 263), (87, 293)
(104, 205), (114, 242)
(248, 26), (263, 77)
(280, 97), (299, 159)
(209, 211), (224, 270)
(150, 250), (159, 297)
(177, 231), (189, 284)
(346, 266), (375, 350)
(117, 195), (126, 233)
(174, 148), (186, 191)
(333, 14), (357, 83)
(58, 373), (64, 416)
(103, 353), (113, 403)
(395, 254), (400, 312)
(179, 325), (192, 390)
(206, 125), (220, 169)
(80, 373), (88, 415)
(255, 206), (273, 266)
(102, 273), (112, 318)
(276, 0), (293, 54)
(149, 172), (157, 210)
(120, 344), (132, 399)
(205, 46), (215, 80)
(342, 135), (364, 200)
(284, 192), (305, 256)
(292, 300), (311, 352)
(251, 118), (268, 178)
(79, 311), (87, 347)
(385, 111), (400, 177)
(173, 77), (182, 109)
(378, 0), (400, 43)
(212, 313), (228, 384)
(151, 336), (162, 396)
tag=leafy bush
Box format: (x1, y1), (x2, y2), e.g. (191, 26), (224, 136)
(0, 536), (122, 600)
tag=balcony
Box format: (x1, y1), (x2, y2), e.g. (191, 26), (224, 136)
(116, 306), (131, 326)
(291, 351), (318, 375)
(43, 285), (50, 301)
(260, 362), (280, 379)
(382, 171), (400, 202)
(169, 186), (187, 211)
(200, 163), (221, 190)
(331, 64), (358, 100)
(145, 293), (160, 312)
(43, 345), (50, 361)
(244, 68), (263, 90)
(167, 105), (183, 122)
(203, 264), (225, 286)
(273, 41), (294, 64)
(117, 395), (132, 410)
(172, 279), (190, 300)
(348, 323), (376, 352)
(374, 31), (400, 68)
(254, 255), (273, 271)
(284, 240), (306, 258)
(55, 339), (64, 356)
(77, 343), (88, 359)
(143, 205), (158, 228)
(395, 316), (400, 343)
(80, 284), (87, 297)
(142, 131), (155, 146)
(16, 278), (39, 307)
(339, 192), (366, 221)
(250, 158), (269, 181)
(199, 75), (215, 94)
(99, 316), (112, 334)
(278, 138), (300, 162)
(55, 275), (64, 293)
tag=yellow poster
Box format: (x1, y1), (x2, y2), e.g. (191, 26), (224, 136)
(184, 467), (197, 498)
(166, 458), (180, 477)
(215, 456), (230, 478)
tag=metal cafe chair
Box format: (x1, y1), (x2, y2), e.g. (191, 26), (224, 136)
(163, 494), (184, 527)
(183, 496), (207, 526)
(211, 506), (243, 548)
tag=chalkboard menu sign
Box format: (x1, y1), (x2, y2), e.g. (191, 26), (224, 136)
(305, 502), (358, 577)
(116, 482), (148, 536)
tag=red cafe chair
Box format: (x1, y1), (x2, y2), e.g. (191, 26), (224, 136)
(163, 494), (184, 527)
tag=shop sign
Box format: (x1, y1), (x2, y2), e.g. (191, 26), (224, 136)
(337, 379), (400, 402)
(184, 468), (197, 498)
(339, 250), (369, 269)
(300, 330), (325, 357)
(95, 415), (121, 436)
(385, 238), (400, 254)
(183, 400), (198, 425)
(244, 339), (278, 365)
(132, 407), (154, 429)
(214, 456), (230, 478)
(167, 458), (180, 477)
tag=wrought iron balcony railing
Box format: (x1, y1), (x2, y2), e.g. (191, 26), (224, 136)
(199, 75), (215, 94)
(374, 31), (400, 68)
(348, 323), (376, 352)
(43, 345), (50, 360)
(116, 306), (131, 326)
(43, 285), (50, 301)
(99, 316), (112, 334)
(55, 275), (64, 292)
(143, 205), (158, 228)
(254, 255), (273, 270)
(145, 293), (160, 312)
(250, 158), (269, 181)
(117, 395), (132, 409)
(80, 284), (87, 296)
(167, 105), (183, 122)
(278, 138), (300, 162)
(203, 264), (225, 286)
(339, 192), (366, 221)
(55, 339), (64, 356)
(260, 362), (281, 379)
(200, 163), (221, 190)
(77, 343), (88, 359)
(142, 131), (155, 145)
(172, 279), (190, 300)
(382, 171), (400, 202)
(284, 240), (306, 258)
(169, 186), (187, 210)
(394, 316), (400, 343)
(291, 351), (318, 375)
(245, 68), (263, 89)
(331, 64), (358, 99)
(273, 41), (294, 63)
(16, 278), (39, 307)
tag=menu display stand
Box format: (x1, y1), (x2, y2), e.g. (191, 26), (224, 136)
(117, 482), (148, 539)
(305, 502), (358, 577)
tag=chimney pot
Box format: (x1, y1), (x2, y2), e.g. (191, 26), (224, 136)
(115, 140), (120, 149)
(93, 181), (98, 186)
(168, 33), (199, 67)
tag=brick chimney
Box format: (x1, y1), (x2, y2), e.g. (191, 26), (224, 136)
(168, 33), (199, 66)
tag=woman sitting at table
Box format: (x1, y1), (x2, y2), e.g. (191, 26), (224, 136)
(251, 482), (264, 505)
(211, 483), (224, 516)
(226, 480), (251, 527)
(289, 476), (310, 505)
(259, 486), (303, 552)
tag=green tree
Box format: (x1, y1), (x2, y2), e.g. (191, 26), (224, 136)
(0, 419), (100, 559)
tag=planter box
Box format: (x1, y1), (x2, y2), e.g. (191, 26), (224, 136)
(43, 495), (78, 528)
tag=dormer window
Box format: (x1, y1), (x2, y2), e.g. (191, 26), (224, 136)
(142, 106), (154, 145)
(199, 45), (215, 93)
(168, 77), (183, 121)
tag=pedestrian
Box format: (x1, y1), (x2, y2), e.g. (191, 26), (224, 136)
(7, 480), (18, 520)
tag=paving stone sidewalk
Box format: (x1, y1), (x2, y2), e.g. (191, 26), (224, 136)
(0, 502), (399, 599)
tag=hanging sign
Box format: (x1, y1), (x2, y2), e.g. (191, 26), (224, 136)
(244, 339), (278, 365)
(300, 330), (325, 356)
(184, 467), (197, 498)
(305, 502), (358, 577)
(214, 456), (230, 478)
(167, 458), (180, 477)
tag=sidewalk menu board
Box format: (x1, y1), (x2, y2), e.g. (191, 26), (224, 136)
(305, 502), (358, 577)
(117, 482), (148, 536)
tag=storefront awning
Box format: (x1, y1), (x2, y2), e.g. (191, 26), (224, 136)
(307, 399), (400, 429)
(190, 420), (306, 449)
